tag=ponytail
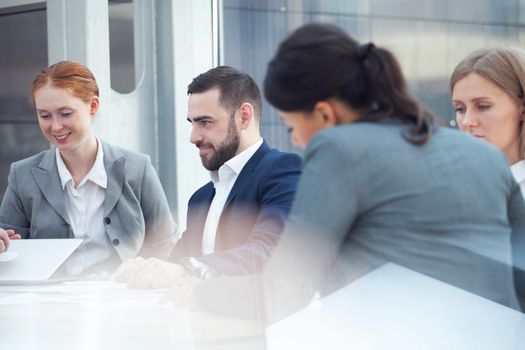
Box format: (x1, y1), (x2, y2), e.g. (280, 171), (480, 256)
(359, 46), (437, 144)
(264, 23), (438, 145)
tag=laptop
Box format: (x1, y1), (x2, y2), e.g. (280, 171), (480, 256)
(0, 238), (82, 284)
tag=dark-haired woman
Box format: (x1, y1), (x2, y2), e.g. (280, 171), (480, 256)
(168, 23), (525, 321)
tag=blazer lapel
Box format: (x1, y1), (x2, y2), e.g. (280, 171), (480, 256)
(223, 141), (270, 208)
(196, 185), (216, 222)
(32, 148), (71, 225)
(102, 142), (125, 216)
(189, 184), (215, 254)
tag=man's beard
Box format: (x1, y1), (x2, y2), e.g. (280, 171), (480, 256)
(200, 119), (240, 171)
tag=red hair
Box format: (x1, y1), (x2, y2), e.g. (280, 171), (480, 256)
(30, 60), (99, 104)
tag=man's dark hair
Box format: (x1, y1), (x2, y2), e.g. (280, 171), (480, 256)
(188, 65), (262, 120)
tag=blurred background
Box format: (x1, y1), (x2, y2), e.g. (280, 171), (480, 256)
(1, 0), (524, 226)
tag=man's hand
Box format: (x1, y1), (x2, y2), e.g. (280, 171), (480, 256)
(114, 257), (188, 289)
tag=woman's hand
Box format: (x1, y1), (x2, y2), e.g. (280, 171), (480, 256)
(0, 229), (9, 253)
(1, 228), (21, 253)
(6, 229), (21, 240)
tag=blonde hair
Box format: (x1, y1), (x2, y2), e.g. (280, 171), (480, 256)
(450, 47), (525, 160)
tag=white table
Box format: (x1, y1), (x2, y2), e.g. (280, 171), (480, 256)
(2, 264), (524, 350)
(0, 281), (265, 350)
(267, 263), (525, 350)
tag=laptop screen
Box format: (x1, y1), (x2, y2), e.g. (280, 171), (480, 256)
(0, 238), (82, 283)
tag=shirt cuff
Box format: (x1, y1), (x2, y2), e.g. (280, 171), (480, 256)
(178, 257), (222, 279)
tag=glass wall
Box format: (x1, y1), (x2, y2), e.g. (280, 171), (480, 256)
(109, 0), (135, 94)
(221, 0), (525, 154)
(0, 4), (49, 201)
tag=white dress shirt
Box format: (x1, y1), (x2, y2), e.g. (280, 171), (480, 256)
(511, 160), (525, 198)
(201, 138), (263, 255)
(56, 138), (111, 275)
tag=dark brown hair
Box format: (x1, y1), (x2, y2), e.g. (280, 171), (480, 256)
(264, 23), (437, 144)
(188, 65), (262, 121)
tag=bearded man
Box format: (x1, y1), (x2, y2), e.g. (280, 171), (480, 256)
(115, 66), (301, 288)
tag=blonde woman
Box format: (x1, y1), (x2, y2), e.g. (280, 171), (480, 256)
(451, 47), (525, 196)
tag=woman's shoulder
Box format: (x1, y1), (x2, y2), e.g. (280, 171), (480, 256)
(11, 148), (53, 170)
(101, 141), (150, 164)
(433, 126), (507, 160)
(310, 121), (404, 149)
(100, 141), (154, 184)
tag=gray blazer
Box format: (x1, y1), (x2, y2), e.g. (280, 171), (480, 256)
(196, 121), (525, 321)
(0, 141), (177, 262)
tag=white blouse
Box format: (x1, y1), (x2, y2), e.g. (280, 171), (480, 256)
(510, 160), (525, 198)
(56, 139), (110, 275)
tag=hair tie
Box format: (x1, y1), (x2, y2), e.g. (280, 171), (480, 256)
(357, 42), (375, 61)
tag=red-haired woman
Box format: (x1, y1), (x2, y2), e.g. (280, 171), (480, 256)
(0, 61), (177, 275)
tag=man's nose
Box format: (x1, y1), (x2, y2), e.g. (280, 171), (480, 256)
(189, 126), (202, 145)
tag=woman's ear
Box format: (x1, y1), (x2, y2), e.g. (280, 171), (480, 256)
(313, 101), (337, 127)
(90, 96), (100, 115)
(315, 99), (361, 125)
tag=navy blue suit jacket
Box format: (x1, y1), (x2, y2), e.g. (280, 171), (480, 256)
(170, 141), (301, 275)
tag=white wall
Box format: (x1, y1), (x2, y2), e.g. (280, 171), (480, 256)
(42, 0), (213, 230)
